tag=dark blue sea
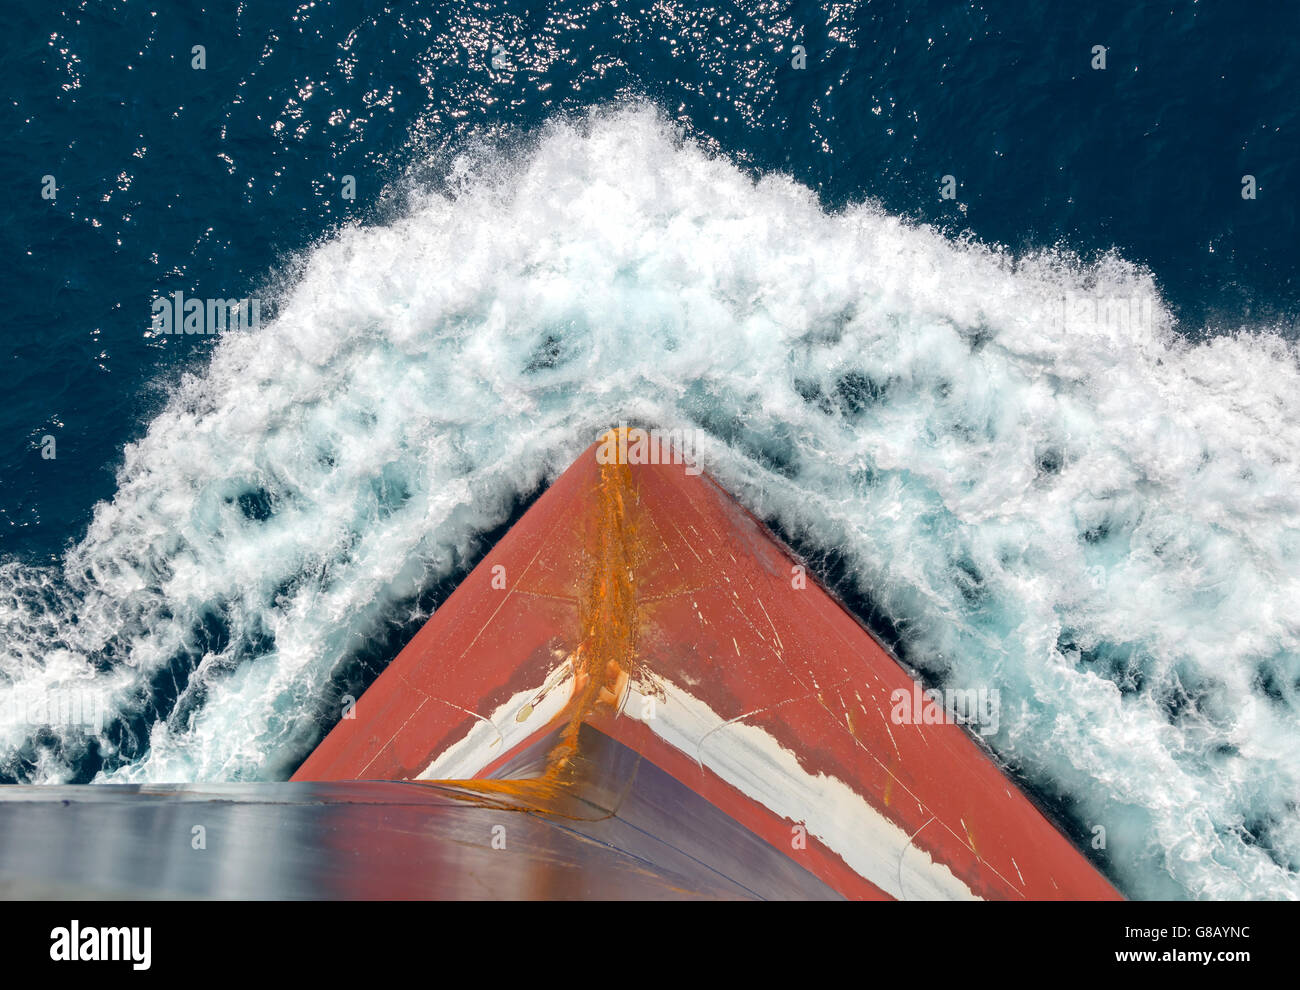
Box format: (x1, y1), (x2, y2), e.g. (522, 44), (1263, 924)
(2, 1), (1298, 899)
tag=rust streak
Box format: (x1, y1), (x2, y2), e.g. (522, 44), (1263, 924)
(432, 428), (641, 811)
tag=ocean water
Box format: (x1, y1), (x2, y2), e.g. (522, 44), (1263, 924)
(2, 2), (1298, 901)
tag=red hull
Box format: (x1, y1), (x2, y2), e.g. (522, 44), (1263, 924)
(294, 432), (1120, 900)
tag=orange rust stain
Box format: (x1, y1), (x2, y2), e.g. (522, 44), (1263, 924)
(882, 755), (902, 808)
(964, 819), (979, 857)
(428, 429), (642, 812)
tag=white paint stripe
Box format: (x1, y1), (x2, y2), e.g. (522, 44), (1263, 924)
(411, 660), (980, 900)
(623, 676), (980, 901)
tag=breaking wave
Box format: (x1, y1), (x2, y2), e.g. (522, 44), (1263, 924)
(3, 105), (1299, 900)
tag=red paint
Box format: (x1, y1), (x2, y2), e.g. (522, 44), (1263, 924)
(294, 439), (1122, 901)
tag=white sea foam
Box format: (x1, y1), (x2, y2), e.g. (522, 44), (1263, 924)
(2, 105), (1298, 899)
